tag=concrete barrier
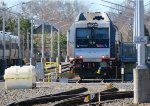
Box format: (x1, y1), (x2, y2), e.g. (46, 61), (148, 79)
(134, 68), (150, 103)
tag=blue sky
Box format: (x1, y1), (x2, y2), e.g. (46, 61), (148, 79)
(1, 0), (150, 12)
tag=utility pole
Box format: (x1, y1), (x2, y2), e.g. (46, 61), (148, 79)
(30, 18), (34, 65)
(57, 29), (60, 62)
(50, 25), (54, 62)
(27, 29), (30, 63)
(41, 0), (45, 63)
(133, 1), (136, 42)
(41, 22), (45, 63)
(22, 33), (24, 60)
(17, 13), (22, 66)
(65, 31), (69, 62)
(2, 2), (7, 73)
(133, 0), (150, 104)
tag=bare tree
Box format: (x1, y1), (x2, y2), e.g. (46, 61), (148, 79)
(108, 0), (134, 42)
(21, 0), (88, 32)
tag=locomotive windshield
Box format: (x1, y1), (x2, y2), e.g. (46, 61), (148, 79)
(76, 28), (109, 48)
(76, 28), (91, 39)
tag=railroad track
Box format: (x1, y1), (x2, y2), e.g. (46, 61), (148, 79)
(68, 79), (123, 83)
(7, 87), (133, 106)
(7, 87), (87, 106)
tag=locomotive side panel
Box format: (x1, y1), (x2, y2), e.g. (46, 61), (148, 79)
(69, 23), (75, 60)
(0, 34), (2, 59)
(110, 22), (117, 58)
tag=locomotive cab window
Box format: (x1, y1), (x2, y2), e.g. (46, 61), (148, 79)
(76, 28), (91, 39)
(94, 28), (109, 48)
(94, 28), (109, 39)
(76, 28), (109, 48)
(76, 28), (91, 48)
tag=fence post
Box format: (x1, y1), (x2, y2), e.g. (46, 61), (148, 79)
(121, 67), (124, 82)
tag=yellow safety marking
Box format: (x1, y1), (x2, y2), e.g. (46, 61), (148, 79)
(84, 95), (90, 102)
(47, 73), (51, 82)
(97, 69), (101, 74)
(45, 62), (57, 67)
(105, 83), (113, 89)
(44, 62), (57, 72)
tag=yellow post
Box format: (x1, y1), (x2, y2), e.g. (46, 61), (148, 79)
(48, 73), (51, 82)
(105, 83), (113, 89)
(116, 66), (118, 79)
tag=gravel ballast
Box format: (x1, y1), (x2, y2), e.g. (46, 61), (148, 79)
(0, 82), (149, 106)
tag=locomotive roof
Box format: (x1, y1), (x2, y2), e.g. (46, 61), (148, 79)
(75, 12), (110, 22)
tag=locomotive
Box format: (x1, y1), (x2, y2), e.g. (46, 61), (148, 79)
(0, 31), (19, 73)
(68, 12), (120, 78)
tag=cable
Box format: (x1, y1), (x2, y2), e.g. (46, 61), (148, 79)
(100, 0), (133, 10)
(91, 3), (122, 11)
(145, 2), (150, 7)
(90, 3), (133, 15)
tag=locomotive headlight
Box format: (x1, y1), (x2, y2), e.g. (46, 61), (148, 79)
(102, 55), (106, 59)
(69, 57), (74, 61)
(79, 55), (83, 59)
(101, 55), (107, 62)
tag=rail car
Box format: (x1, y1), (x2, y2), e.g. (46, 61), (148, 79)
(0, 31), (19, 74)
(68, 12), (120, 78)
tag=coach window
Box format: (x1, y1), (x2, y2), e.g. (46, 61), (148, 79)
(0, 41), (2, 49)
(12, 43), (17, 49)
(5, 42), (10, 50)
(14, 44), (18, 49)
(12, 43), (15, 49)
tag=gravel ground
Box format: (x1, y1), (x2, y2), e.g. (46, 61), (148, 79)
(0, 82), (106, 106)
(0, 82), (149, 106)
(102, 98), (150, 106)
